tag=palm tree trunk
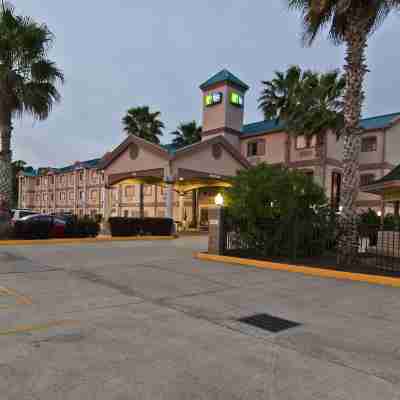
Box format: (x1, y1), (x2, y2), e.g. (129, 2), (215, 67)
(0, 121), (12, 208)
(338, 21), (368, 266)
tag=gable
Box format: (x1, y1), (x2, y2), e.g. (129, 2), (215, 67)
(171, 138), (248, 177)
(104, 139), (169, 176)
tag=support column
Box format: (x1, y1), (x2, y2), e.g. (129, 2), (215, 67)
(166, 184), (173, 219)
(394, 201), (400, 218)
(102, 186), (111, 235)
(192, 189), (198, 228)
(179, 192), (185, 230)
(139, 183), (144, 219)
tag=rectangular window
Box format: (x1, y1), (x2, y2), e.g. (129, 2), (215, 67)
(69, 175), (74, 185)
(125, 185), (135, 198)
(295, 135), (317, 149)
(69, 191), (74, 200)
(91, 190), (98, 200)
(79, 171), (84, 181)
(123, 210), (129, 218)
(230, 92), (244, 107)
(360, 174), (375, 186)
(79, 190), (85, 200)
(361, 137), (377, 152)
(247, 141), (258, 157)
(144, 185), (152, 196)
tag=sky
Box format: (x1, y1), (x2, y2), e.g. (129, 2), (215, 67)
(13, 1), (400, 168)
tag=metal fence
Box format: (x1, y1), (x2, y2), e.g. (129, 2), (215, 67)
(223, 219), (400, 273)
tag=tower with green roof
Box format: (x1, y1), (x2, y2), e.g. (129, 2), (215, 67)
(199, 69), (249, 148)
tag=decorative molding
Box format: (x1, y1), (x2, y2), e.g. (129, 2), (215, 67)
(201, 127), (242, 137)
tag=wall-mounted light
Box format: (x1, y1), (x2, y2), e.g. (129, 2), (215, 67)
(377, 210), (382, 217)
(215, 193), (224, 206)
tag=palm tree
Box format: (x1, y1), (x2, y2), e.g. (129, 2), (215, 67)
(0, 2), (64, 208)
(122, 106), (165, 218)
(122, 106), (164, 144)
(287, 0), (400, 263)
(259, 66), (345, 139)
(171, 121), (202, 149)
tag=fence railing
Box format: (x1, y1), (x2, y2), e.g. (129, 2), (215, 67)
(223, 219), (400, 273)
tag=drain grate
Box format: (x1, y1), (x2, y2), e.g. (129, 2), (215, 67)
(238, 313), (300, 333)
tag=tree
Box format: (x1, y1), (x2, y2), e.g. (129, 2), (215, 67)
(122, 106), (164, 145)
(11, 159), (26, 208)
(171, 121), (202, 149)
(287, 0), (400, 262)
(122, 106), (165, 218)
(0, 2), (64, 207)
(225, 163), (332, 259)
(259, 66), (345, 139)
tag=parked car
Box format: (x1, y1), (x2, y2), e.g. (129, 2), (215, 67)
(15, 214), (67, 239)
(11, 209), (38, 226)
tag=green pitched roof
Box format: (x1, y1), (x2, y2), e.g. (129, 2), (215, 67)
(200, 69), (249, 91)
(242, 112), (400, 138)
(371, 164), (400, 186)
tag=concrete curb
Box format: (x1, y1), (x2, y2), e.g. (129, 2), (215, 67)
(194, 252), (400, 288)
(0, 236), (178, 247)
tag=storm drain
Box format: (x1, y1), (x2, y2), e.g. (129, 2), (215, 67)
(238, 313), (300, 333)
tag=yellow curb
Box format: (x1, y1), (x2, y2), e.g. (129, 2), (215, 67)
(0, 236), (177, 246)
(194, 252), (400, 288)
(0, 320), (79, 336)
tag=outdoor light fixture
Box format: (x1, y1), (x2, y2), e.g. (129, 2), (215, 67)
(215, 193), (224, 206)
(377, 210), (382, 217)
(339, 206), (343, 213)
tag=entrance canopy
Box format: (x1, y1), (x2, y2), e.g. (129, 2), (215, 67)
(100, 134), (250, 191)
(362, 164), (400, 202)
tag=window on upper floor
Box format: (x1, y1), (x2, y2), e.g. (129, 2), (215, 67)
(295, 135), (317, 149)
(91, 190), (98, 200)
(144, 185), (152, 196)
(360, 174), (375, 186)
(124, 185), (134, 198)
(247, 139), (266, 157)
(361, 137), (377, 152)
(79, 170), (84, 181)
(79, 190), (85, 200)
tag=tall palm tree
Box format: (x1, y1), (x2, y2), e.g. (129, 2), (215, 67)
(122, 106), (164, 144)
(171, 121), (202, 149)
(259, 66), (345, 139)
(287, 0), (400, 263)
(0, 2), (64, 207)
(122, 106), (165, 218)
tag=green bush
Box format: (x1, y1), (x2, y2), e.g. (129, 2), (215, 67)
(224, 163), (335, 258)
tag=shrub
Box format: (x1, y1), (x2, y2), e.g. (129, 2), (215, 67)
(108, 217), (174, 237)
(224, 163), (335, 258)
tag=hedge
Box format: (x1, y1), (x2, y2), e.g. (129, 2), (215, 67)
(108, 217), (174, 237)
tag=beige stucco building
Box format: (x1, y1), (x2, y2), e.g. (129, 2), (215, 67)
(19, 69), (400, 224)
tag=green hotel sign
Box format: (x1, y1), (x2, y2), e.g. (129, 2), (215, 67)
(204, 92), (222, 107)
(230, 92), (244, 107)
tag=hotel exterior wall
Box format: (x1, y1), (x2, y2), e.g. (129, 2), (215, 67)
(240, 132), (287, 165)
(385, 122), (400, 165)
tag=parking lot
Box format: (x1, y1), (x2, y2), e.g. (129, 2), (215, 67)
(0, 236), (400, 399)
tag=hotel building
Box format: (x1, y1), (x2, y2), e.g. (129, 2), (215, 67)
(19, 69), (400, 225)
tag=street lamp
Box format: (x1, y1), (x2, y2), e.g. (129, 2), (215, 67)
(215, 193), (224, 207)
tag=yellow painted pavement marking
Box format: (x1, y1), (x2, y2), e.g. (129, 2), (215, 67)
(0, 320), (79, 336)
(0, 235), (177, 247)
(0, 286), (33, 308)
(195, 252), (400, 288)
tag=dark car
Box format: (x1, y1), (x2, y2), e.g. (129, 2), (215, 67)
(15, 214), (67, 239)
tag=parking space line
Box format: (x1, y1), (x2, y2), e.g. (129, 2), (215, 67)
(0, 320), (79, 336)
